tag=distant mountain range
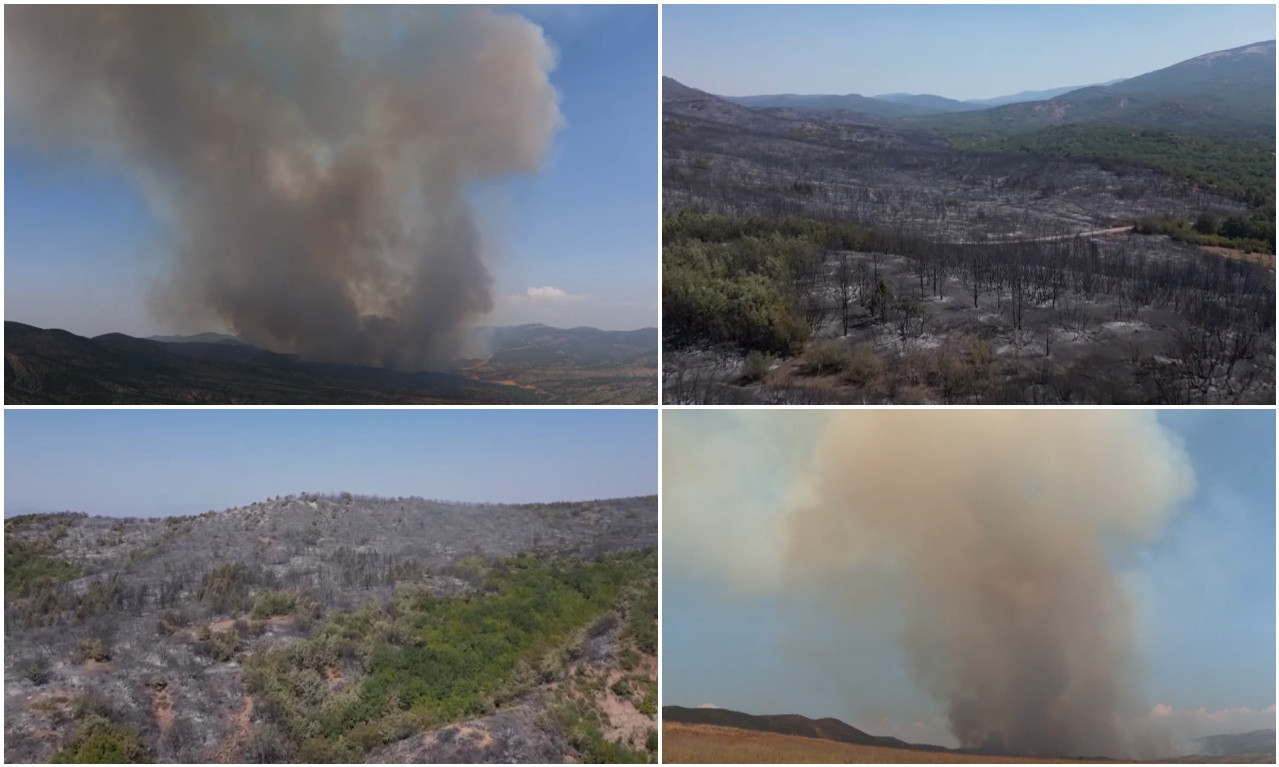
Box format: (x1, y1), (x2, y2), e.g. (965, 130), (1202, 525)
(924, 40), (1275, 137)
(5, 321), (656, 404)
(873, 80), (1127, 111)
(699, 39), (1274, 136)
(732, 82), (1115, 117)
(1193, 729), (1276, 758)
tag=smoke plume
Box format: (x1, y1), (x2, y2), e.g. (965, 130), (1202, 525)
(664, 410), (1195, 759)
(6, 6), (561, 369)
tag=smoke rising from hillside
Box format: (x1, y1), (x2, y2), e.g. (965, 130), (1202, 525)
(665, 411), (1195, 758)
(6, 6), (561, 369)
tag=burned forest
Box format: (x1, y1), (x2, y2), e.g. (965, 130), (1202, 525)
(662, 73), (1275, 405)
(3, 495), (658, 763)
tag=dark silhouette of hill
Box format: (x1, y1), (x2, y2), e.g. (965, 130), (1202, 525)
(662, 705), (950, 753)
(146, 332), (245, 345)
(5, 321), (656, 404)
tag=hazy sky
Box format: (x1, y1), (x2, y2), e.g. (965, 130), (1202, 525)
(4, 5), (657, 337)
(663, 410), (1276, 749)
(4, 409), (656, 518)
(664, 4), (1277, 99)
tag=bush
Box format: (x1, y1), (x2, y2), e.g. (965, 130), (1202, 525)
(804, 340), (851, 375)
(639, 691), (657, 718)
(74, 638), (111, 664)
(52, 716), (150, 763)
(969, 338), (995, 372)
(845, 342), (883, 386)
(197, 630), (242, 662)
(198, 562), (255, 614)
(26, 657), (52, 686)
(742, 351), (772, 382)
(250, 590), (298, 620)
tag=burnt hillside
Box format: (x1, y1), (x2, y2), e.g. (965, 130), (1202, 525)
(5, 494), (658, 763)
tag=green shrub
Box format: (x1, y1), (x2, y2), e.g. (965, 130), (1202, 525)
(197, 630), (242, 662)
(845, 342), (883, 386)
(742, 351), (772, 382)
(804, 340), (851, 375)
(251, 590), (298, 620)
(639, 691), (657, 718)
(74, 638), (111, 664)
(52, 716), (150, 763)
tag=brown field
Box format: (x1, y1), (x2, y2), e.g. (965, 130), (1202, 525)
(662, 723), (1097, 764)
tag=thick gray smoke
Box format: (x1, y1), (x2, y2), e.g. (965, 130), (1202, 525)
(6, 6), (560, 369)
(665, 411), (1195, 759)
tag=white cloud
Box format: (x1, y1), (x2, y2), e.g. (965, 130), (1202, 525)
(696, 702), (721, 709)
(487, 291), (654, 330)
(526, 285), (568, 300)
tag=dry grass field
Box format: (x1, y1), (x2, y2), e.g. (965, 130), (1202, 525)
(662, 723), (1095, 764)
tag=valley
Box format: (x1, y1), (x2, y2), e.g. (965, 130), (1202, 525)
(662, 40), (1276, 405)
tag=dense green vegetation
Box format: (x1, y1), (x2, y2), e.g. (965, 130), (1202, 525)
(664, 212), (887, 353)
(250, 590), (299, 619)
(241, 548), (656, 762)
(948, 123), (1276, 253)
(4, 537), (82, 599)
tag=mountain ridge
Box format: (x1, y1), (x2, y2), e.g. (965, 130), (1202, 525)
(5, 321), (657, 404)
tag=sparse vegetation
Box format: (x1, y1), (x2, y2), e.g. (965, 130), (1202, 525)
(663, 91), (1275, 405)
(241, 548), (655, 759)
(4, 494), (657, 764)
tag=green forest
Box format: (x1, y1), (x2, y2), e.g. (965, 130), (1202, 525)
(948, 123), (1275, 253)
(663, 212), (887, 354)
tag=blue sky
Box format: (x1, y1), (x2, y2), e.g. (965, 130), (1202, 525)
(664, 4), (1277, 99)
(5, 5), (657, 337)
(663, 410), (1275, 748)
(4, 409), (656, 518)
